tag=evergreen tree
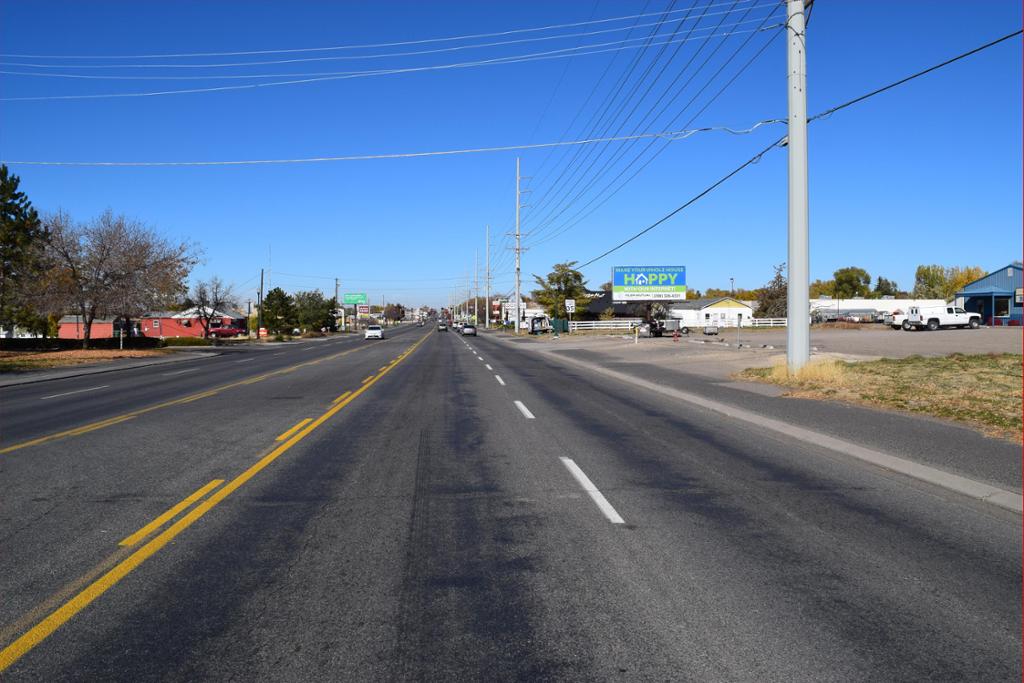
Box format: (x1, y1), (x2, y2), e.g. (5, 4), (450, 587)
(755, 263), (788, 318)
(0, 165), (46, 329)
(262, 287), (296, 333)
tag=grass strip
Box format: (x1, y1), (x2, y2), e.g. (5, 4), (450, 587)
(739, 353), (1022, 442)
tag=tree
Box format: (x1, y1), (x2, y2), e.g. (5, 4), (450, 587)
(190, 277), (237, 337)
(262, 287), (296, 334)
(531, 261), (593, 318)
(43, 210), (196, 348)
(912, 265), (947, 299)
(108, 216), (196, 336)
(809, 279), (835, 298)
(0, 165), (47, 331)
(945, 266), (986, 300)
(832, 266), (871, 298)
(294, 289), (335, 331)
(383, 302), (405, 323)
(599, 281), (612, 292)
(873, 276), (900, 298)
(755, 263), (787, 318)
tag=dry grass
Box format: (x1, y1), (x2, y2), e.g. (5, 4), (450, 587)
(741, 353), (1023, 442)
(0, 349), (168, 373)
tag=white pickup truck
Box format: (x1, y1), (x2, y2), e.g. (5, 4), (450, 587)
(905, 305), (981, 331)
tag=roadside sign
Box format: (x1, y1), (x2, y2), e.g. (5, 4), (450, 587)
(357, 304), (370, 315)
(343, 293), (368, 305)
(565, 299), (576, 313)
(612, 266), (686, 302)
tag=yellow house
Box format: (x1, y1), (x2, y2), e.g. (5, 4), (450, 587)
(669, 297), (754, 328)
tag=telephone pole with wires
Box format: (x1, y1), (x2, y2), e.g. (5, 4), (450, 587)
(786, 0), (810, 372)
(474, 250), (479, 325)
(511, 157), (531, 335)
(485, 225), (491, 329)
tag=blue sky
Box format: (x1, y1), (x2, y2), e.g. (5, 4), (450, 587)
(1, 1), (1020, 309)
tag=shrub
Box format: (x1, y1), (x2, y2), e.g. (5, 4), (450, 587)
(161, 337), (212, 347)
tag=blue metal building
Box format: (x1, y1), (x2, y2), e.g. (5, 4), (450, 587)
(955, 263), (1023, 325)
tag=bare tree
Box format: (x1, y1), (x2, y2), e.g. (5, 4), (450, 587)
(43, 210), (197, 348)
(190, 277), (237, 337)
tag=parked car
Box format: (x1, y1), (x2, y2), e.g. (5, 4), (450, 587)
(906, 305), (981, 331)
(364, 325), (384, 340)
(208, 326), (246, 338)
(437, 322), (448, 332)
(461, 324), (477, 336)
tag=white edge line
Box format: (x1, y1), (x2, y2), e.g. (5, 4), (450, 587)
(485, 364), (493, 370)
(494, 375), (505, 386)
(543, 350), (1024, 514)
(559, 457), (625, 524)
(233, 357), (255, 363)
(39, 384), (109, 400)
(513, 399), (535, 419)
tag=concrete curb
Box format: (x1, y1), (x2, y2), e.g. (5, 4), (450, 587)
(528, 346), (1023, 514)
(0, 352), (221, 388)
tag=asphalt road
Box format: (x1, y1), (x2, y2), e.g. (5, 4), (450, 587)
(0, 326), (1019, 681)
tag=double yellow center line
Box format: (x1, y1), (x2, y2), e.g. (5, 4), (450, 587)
(0, 340), (376, 457)
(0, 332), (431, 672)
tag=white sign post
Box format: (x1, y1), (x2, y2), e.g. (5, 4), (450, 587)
(564, 298), (575, 334)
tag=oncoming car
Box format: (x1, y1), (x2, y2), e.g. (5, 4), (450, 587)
(437, 322), (448, 332)
(364, 325), (384, 340)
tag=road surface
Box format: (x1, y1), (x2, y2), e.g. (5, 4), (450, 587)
(0, 326), (1019, 680)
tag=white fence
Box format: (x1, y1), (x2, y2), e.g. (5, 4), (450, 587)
(749, 318), (787, 328)
(569, 319), (642, 331)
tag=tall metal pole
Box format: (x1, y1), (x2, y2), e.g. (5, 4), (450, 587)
(514, 157), (522, 335)
(474, 250), (479, 325)
(257, 268), (264, 339)
(786, 0), (810, 372)
(335, 277), (344, 332)
(485, 225), (490, 329)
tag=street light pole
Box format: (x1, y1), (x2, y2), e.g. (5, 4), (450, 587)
(786, 0), (810, 372)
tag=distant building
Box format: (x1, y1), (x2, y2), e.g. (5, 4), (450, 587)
(955, 263), (1023, 325)
(668, 297), (753, 327)
(58, 307), (246, 339)
(139, 307), (246, 338)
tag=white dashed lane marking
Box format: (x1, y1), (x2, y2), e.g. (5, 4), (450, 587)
(560, 457), (626, 525)
(514, 400), (535, 419)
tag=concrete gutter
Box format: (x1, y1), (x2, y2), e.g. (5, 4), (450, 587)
(0, 351), (220, 388)
(531, 346), (1023, 514)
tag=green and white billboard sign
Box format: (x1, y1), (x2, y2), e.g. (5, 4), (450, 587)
(612, 266), (686, 302)
(343, 293), (368, 305)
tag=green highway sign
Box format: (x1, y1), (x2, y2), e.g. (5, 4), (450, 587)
(343, 293), (368, 305)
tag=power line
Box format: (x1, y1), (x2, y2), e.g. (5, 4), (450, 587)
(0, 22), (784, 101)
(525, 3), (781, 244)
(577, 28), (1023, 268)
(521, 0), (701, 225)
(527, 20), (781, 248)
(0, 121), (778, 166)
(0, 7), (762, 71)
(0, 0), (766, 60)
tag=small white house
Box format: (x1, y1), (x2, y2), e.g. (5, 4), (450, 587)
(669, 297), (754, 327)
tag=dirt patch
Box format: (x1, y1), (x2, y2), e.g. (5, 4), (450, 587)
(739, 353), (1023, 443)
(0, 348), (169, 373)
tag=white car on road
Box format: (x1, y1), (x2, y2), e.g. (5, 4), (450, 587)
(364, 325), (384, 340)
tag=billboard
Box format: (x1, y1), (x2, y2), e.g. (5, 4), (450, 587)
(612, 266), (686, 302)
(343, 293), (368, 305)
